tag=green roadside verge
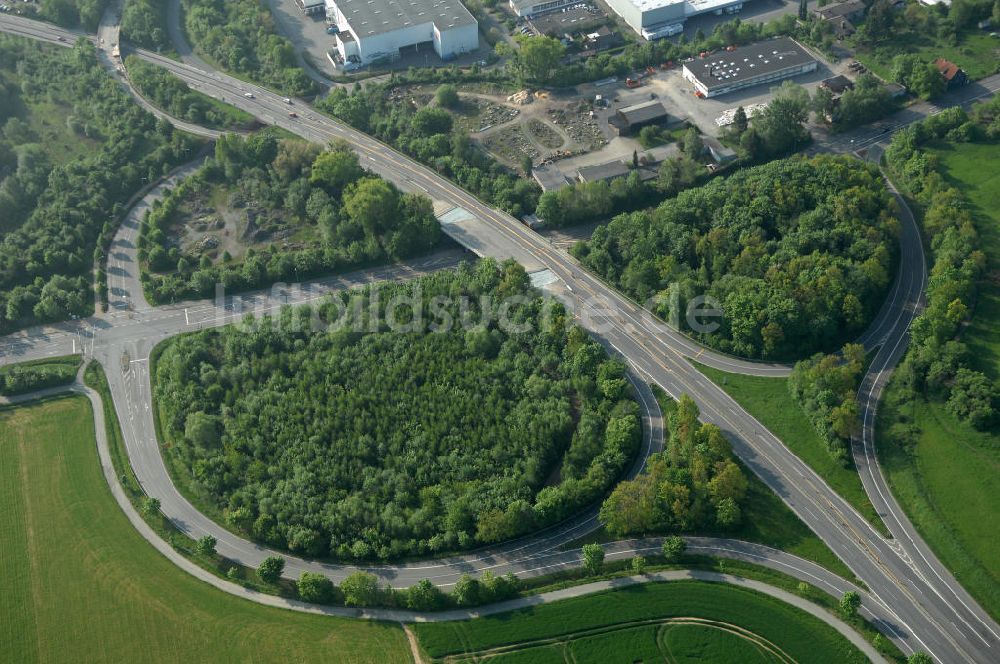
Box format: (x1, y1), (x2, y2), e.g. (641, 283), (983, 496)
(694, 362), (889, 537)
(874, 141), (1000, 622)
(626, 387), (862, 581)
(47, 364), (900, 661)
(413, 580), (875, 663)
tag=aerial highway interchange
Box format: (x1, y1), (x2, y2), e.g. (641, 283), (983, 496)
(1, 8), (1000, 662)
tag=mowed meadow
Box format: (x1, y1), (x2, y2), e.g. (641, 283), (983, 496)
(414, 581), (866, 663)
(0, 396), (409, 664)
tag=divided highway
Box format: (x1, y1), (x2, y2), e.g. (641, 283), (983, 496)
(2, 13), (999, 661)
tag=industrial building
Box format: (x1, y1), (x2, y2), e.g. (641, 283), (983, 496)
(601, 0), (744, 40)
(681, 37), (818, 98)
(325, 0), (478, 66)
(296, 0), (326, 15)
(509, 0), (577, 18)
(609, 100), (669, 135)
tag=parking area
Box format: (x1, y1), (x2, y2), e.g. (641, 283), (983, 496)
(526, 5), (608, 36)
(263, 0), (496, 78)
(580, 48), (837, 137)
(679, 0), (799, 40)
(263, 0), (339, 78)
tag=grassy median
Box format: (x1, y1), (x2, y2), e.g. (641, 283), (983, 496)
(694, 363), (888, 536)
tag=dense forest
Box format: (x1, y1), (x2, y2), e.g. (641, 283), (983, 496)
(125, 56), (254, 130)
(140, 133), (442, 303)
(181, 0), (316, 97)
(319, 81), (541, 218)
(571, 155), (899, 359)
(789, 344), (865, 466)
(599, 394), (749, 535)
(121, 0), (170, 52)
(886, 105), (996, 429)
(154, 260), (641, 560)
(0, 37), (199, 332)
(35, 0), (109, 31)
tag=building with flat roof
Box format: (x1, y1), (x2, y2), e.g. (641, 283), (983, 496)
(325, 0), (478, 66)
(681, 37), (818, 98)
(601, 0), (744, 40)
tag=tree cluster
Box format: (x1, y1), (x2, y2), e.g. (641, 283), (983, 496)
(154, 260), (641, 560)
(139, 133), (441, 303)
(788, 343), (866, 466)
(885, 107), (997, 430)
(859, 0), (997, 92)
(969, 91), (1000, 139)
(318, 83), (540, 218)
(126, 57), (252, 130)
(891, 55), (946, 101)
(599, 395), (749, 535)
(37, 0), (109, 31)
(289, 569), (519, 610)
(535, 171), (655, 228)
(121, 0), (170, 52)
(0, 37), (199, 332)
(500, 35), (567, 86)
(571, 155), (899, 359)
(0, 357), (81, 396)
(820, 74), (898, 130)
(181, 0), (317, 96)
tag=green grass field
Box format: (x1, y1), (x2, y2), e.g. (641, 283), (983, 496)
(854, 29), (1000, 81)
(482, 623), (779, 663)
(693, 364), (887, 535)
(0, 396), (409, 663)
(875, 141), (1000, 620)
(660, 624), (775, 663)
(413, 581), (865, 663)
(879, 386), (1000, 619)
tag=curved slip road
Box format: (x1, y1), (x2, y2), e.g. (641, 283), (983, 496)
(1, 381), (885, 664)
(3, 13), (1000, 661)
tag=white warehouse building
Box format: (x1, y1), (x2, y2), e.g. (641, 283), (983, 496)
(325, 0), (478, 66)
(603, 0), (744, 40)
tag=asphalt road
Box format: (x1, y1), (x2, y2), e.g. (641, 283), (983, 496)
(2, 12), (1000, 661)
